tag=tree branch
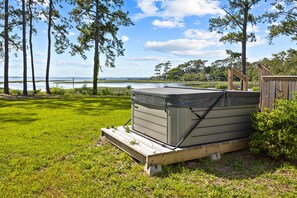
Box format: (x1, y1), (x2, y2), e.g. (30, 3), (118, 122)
(222, 7), (243, 31)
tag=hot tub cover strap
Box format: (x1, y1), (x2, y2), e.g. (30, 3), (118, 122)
(173, 91), (227, 149)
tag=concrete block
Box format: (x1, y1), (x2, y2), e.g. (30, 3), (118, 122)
(209, 152), (221, 161)
(144, 164), (162, 176)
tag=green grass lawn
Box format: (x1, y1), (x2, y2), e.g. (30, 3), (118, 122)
(0, 96), (296, 197)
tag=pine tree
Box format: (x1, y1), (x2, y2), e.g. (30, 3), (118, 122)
(209, 0), (261, 90)
(264, 0), (297, 42)
(22, 0), (28, 95)
(70, 0), (133, 95)
(2, 0), (21, 94)
(41, 0), (71, 94)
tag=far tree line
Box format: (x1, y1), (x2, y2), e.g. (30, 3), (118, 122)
(0, 0), (133, 95)
(152, 49), (297, 82)
(0, 0), (296, 95)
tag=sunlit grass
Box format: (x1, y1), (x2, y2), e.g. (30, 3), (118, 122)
(0, 96), (296, 197)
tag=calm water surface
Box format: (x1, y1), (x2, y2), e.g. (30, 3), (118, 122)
(5, 81), (184, 91)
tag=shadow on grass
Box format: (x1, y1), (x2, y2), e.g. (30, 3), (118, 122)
(0, 96), (131, 116)
(158, 149), (290, 180)
(0, 112), (39, 125)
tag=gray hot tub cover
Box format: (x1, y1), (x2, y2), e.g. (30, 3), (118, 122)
(131, 87), (260, 108)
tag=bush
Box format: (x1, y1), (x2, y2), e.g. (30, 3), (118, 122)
(250, 93), (297, 160)
(51, 87), (65, 95)
(74, 84), (93, 95)
(252, 86), (259, 92)
(215, 83), (228, 90)
(101, 87), (113, 95)
(9, 89), (22, 95)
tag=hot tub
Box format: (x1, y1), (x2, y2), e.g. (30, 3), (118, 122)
(131, 87), (260, 147)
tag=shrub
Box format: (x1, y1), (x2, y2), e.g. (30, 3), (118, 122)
(9, 89), (22, 95)
(215, 83), (228, 90)
(250, 93), (297, 160)
(51, 87), (65, 95)
(74, 84), (93, 95)
(252, 86), (259, 92)
(101, 87), (113, 95)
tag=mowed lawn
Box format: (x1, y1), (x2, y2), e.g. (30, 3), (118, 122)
(0, 96), (296, 197)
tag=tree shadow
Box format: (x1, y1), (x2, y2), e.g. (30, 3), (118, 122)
(0, 112), (39, 125)
(74, 96), (131, 116)
(0, 96), (131, 114)
(158, 149), (293, 180)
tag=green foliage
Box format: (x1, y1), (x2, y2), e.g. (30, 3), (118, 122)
(209, 0), (262, 79)
(214, 83), (228, 90)
(154, 61), (172, 80)
(72, 85), (131, 96)
(51, 87), (66, 95)
(250, 94), (297, 160)
(263, 0), (297, 42)
(101, 88), (112, 95)
(7, 89), (22, 95)
(70, 0), (133, 95)
(74, 84), (93, 95)
(257, 49), (297, 75)
(252, 86), (259, 92)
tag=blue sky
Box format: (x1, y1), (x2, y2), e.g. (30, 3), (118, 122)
(2, 0), (296, 78)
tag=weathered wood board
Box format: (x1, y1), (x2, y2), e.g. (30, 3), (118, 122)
(101, 127), (249, 175)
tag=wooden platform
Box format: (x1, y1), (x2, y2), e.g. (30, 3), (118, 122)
(101, 127), (249, 175)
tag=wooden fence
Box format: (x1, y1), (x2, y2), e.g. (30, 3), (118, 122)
(258, 65), (297, 111)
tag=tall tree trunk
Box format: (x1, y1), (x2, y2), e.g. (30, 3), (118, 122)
(4, 0), (9, 94)
(93, 0), (100, 95)
(46, 0), (53, 94)
(241, 3), (248, 90)
(29, 0), (36, 93)
(22, 0), (28, 96)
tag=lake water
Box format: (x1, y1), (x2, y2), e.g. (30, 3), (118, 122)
(2, 81), (184, 91)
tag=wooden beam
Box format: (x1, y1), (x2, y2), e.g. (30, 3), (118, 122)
(228, 67), (249, 91)
(102, 127), (249, 171)
(232, 68), (250, 81)
(262, 76), (297, 81)
(228, 67), (234, 90)
(102, 130), (147, 163)
(146, 139), (249, 166)
(258, 65), (274, 76)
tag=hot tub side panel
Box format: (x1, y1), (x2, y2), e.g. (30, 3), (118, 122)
(132, 103), (168, 143)
(177, 104), (258, 147)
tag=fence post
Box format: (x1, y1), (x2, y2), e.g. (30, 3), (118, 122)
(227, 67), (249, 91)
(227, 67), (234, 90)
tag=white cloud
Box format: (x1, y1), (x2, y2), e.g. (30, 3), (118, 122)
(34, 51), (46, 56)
(152, 19), (185, 28)
(121, 35), (130, 42)
(134, 0), (224, 29)
(69, 32), (76, 36)
(247, 35), (266, 47)
(184, 29), (222, 40)
(247, 25), (259, 33)
(126, 56), (165, 61)
(145, 39), (217, 50)
(134, 0), (160, 20)
(172, 49), (226, 57)
(160, 0), (224, 18)
(144, 38), (224, 57)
